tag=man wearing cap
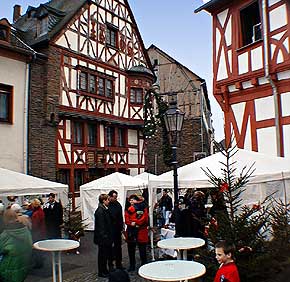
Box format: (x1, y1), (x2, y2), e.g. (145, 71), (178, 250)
(43, 193), (63, 238)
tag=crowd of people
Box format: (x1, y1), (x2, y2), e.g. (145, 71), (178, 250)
(94, 191), (149, 278)
(0, 193), (63, 282)
(0, 188), (240, 282)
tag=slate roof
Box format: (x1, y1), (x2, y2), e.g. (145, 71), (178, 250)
(0, 18), (34, 57)
(13, 0), (87, 46)
(12, 0), (153, 70)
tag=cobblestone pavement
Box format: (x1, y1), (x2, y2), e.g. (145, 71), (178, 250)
(25, 232), (148, 282)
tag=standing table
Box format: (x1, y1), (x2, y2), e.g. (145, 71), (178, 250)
(139, 260), (206, 281)
(33, 239), (80, 282)
(157, 237), (205, 260)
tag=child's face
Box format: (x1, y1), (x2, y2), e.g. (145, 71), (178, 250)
(215, 247), (232, 264)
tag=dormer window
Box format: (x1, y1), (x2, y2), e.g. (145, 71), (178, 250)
(240, 1), (261, 46)
(37, 16), (48, 37)
(0, 25), (9, 42)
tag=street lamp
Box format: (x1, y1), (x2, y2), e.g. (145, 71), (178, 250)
(163, 97), (185, 205)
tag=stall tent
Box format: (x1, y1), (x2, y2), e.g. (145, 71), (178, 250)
(80, 172), (146, 230)
(149, 149), (290, 205)
(0, 167), (68, 205)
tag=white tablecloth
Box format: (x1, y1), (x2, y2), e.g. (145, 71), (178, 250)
(159, 228), (176, 258)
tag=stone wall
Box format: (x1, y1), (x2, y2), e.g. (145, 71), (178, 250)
(28, 46), (60, 181)
(146, 117), (210, 175)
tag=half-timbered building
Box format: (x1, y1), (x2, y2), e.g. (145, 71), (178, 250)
(13, 0), (154, 204)
(196, 0), (290, 158)
(146, 45), (213, 175)
(0, 17), (33, 173)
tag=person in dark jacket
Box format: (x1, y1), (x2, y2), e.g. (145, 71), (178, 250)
(108, 190), (124, 270)
(43, 193), (63, 239)
(158, 189), (173, 225)
(94, 194), (113, 278)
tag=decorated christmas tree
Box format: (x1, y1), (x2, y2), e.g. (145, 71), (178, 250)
(197, 143), (290, 281)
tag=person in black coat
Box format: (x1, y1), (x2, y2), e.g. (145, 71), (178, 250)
(158, 189), (173, 225)
(94, 194), (113, 278)
(108, 190), (124, 270)
(43, 193), (63, 239)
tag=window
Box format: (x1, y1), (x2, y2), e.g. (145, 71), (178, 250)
(106, 126), (115, 147)
(78, 70), (114, 99)
(79, 72), (87, 91)
(130, 88), (143, 104)
(0, 25), (9, 41)
(89, 75), (96, 93)
(118, 128), (126, 147)
(88, 123), (96, 145)
(74, 170), (84, 192)
(240, 1), (261, 46)
(106, 25), (118, 48)
(73, 122), (83, 144)
(106, 79), (113, 98)
(37, 17), (48, 37)
(98, 77), (104, 96)
(0, 84), (12, 123)
(57, 169), (69, 185)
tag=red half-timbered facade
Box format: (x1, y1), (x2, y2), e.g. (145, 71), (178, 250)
(196, 0), (290, 158)
(14, 0), (154, 204)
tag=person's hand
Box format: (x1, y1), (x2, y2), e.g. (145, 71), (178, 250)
(131, 222), (136, 226)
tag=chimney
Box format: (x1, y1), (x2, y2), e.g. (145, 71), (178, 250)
(13, 5), (21, 23)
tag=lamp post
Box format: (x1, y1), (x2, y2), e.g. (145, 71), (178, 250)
(163, 97), (185, 205)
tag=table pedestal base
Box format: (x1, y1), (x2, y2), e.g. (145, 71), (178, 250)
(52, 251), (62, 282)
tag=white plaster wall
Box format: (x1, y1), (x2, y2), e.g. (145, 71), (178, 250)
(251, 46), (263, 71)
(0, 56), (27, 172)
(225, 15), (232, 46)
(217, 46), (228, 80)
(255, 96), (275, 121)
(269, 0), (281, 6)
(232, 102), (245, 133)
(257, 127), (277, 156)
(283, 124), (290, 158)
(243, 117), (252, 151)
(128, 129), (137, 145)
(269, 4), (287, 32)
(281, 92), (290, 117)
(277, 70), (290, 80)
(238, 52), (248, 74)
(128, 148), (138, 164)
(100, 124), (104, 147)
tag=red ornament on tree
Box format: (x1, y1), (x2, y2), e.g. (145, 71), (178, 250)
(219, 182), (229, 192)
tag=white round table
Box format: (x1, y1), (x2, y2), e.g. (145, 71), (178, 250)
(138, 260), (206, 281)
(33, 239), (80, 282)
(157, 237), (205, 260)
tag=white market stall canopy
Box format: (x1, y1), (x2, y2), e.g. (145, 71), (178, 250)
(0, 168), (68, 204)
(80, 172), (147, 230)
(149, 149), (290, 205)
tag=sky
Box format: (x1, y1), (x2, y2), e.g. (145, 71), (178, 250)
(0, 0), (224, 141)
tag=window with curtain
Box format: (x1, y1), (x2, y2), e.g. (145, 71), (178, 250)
(106, 126), (115, 147)
(88, 123), (96, 145)
(73, 122), (83, 144)
(130, 88), (143, 104)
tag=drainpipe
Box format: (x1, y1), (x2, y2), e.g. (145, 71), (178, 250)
(262, 0), (281, 156)
(23, 62), (30, 173)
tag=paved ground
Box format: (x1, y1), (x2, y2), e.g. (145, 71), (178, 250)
(24, 231), (290, 282)
(25, 231), (147, 282)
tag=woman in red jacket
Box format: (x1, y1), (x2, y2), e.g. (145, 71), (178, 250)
(31, 198), (46, 268)
(125, 194), (148, 271)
